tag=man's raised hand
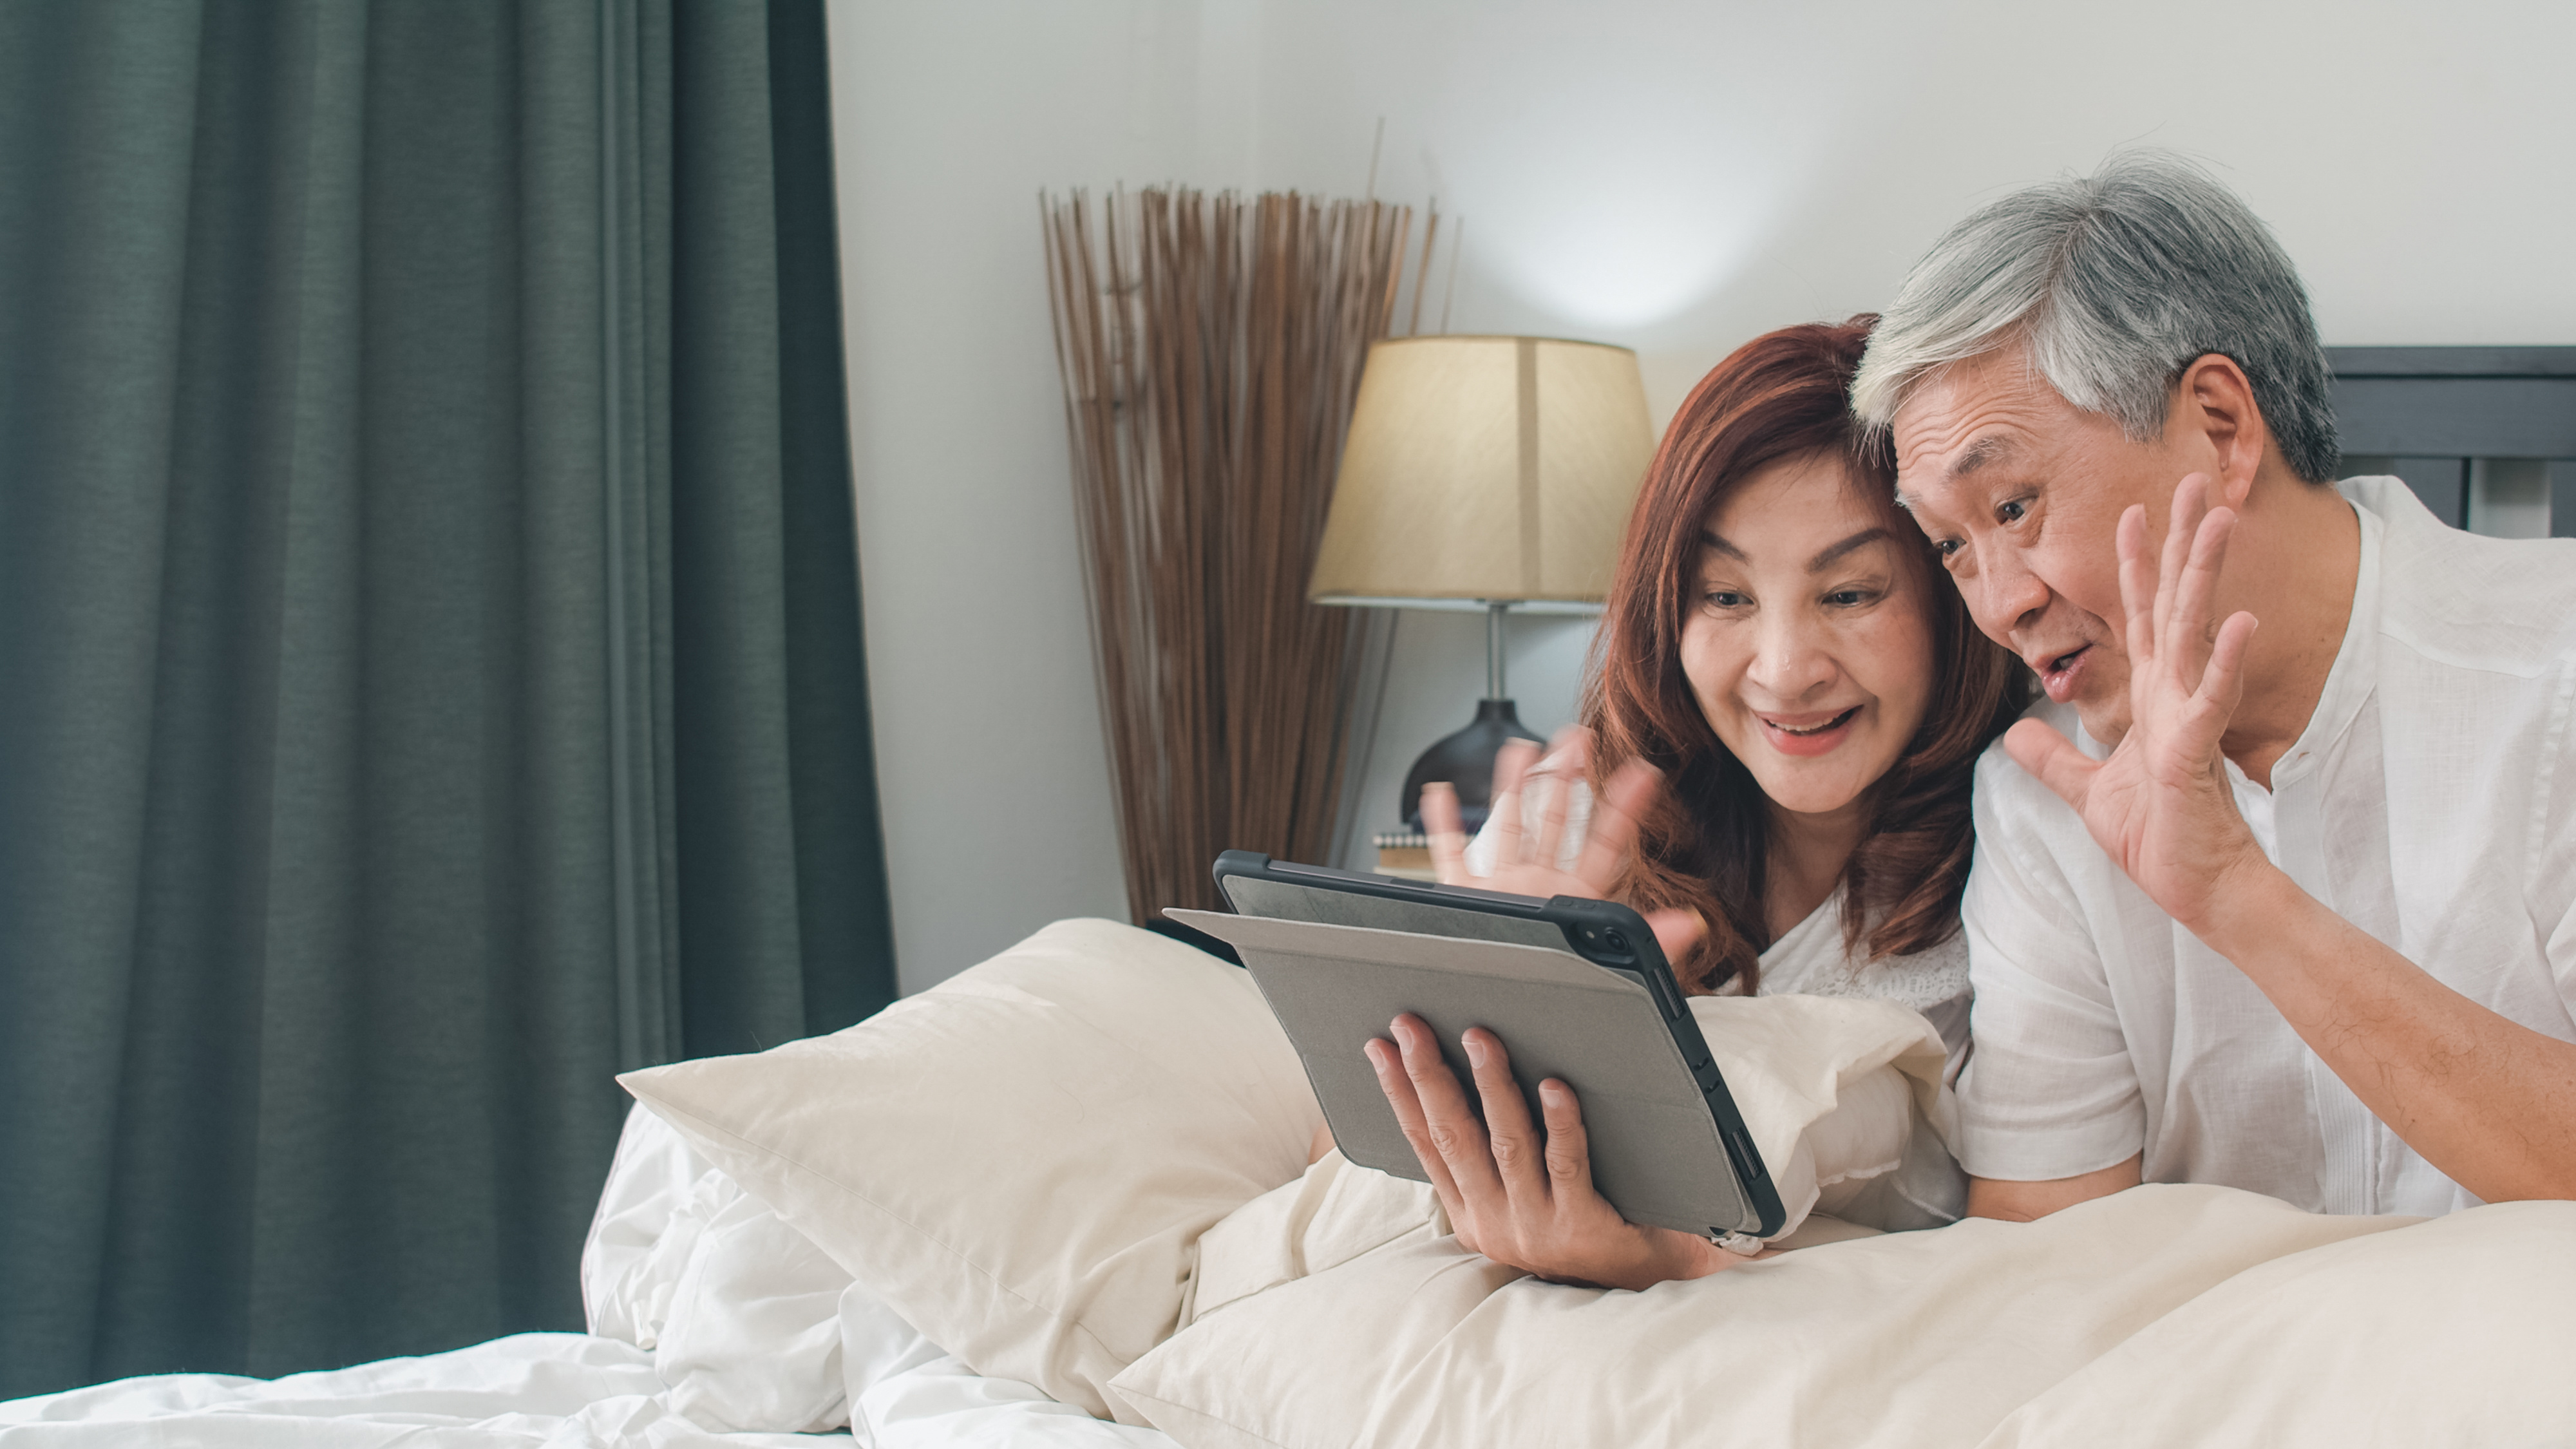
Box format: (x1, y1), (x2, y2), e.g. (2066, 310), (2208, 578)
(2002, 473), (2268, 936)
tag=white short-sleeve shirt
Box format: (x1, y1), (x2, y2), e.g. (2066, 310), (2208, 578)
(1957, 477), (2576, 1216)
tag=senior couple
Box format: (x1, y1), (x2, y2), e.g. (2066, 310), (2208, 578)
(1364, 151), (2576, 1291)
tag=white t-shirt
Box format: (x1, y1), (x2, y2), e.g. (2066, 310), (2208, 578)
(1957, 477), (2576, 1217)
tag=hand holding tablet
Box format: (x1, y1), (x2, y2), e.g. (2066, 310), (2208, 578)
(1171, 853), (1785, 1260)
(1367, 1012), (1757, 1290)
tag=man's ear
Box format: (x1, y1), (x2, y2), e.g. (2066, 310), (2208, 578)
(2173, 354), (2267, 510)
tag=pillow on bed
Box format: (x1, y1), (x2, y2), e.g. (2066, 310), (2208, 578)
(1179, 991), (1954, 1327)
(1981, 1198), (2576, 1448)
(1108, 1184), (2411, 1448)
(618, 918), (1323, 1423)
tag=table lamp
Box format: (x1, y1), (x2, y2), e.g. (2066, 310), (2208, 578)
(1309, 335), (1654, 831)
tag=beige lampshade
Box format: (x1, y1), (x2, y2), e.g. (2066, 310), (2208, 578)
(1309, 335), (1654, 605)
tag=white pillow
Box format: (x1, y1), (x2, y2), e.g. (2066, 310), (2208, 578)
(617, 918), (1322, 1423)
(1108, 1184), (2412, 1448)
(1982, 1198), (2576, 1448)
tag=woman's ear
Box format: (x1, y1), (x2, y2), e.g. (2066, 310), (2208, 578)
(2174, 354), (2267, 510)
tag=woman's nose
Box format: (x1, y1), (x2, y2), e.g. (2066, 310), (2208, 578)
(1747, 611), (1835, 699)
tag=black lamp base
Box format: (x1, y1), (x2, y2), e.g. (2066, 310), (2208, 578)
(1400, 697), (1547, 833)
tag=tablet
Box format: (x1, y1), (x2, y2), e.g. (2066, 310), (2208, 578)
(1166, 849), (1784, 1242)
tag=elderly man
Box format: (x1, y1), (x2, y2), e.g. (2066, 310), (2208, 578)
(1851, 151), (2576, 1221)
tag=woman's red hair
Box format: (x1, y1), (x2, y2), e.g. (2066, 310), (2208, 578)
(1582, 317), (2026, 992)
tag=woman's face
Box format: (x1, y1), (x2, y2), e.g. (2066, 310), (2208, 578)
(1680, 450), (1938, 824)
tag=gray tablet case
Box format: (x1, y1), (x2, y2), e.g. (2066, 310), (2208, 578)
(1164, 907), (1771, 1240)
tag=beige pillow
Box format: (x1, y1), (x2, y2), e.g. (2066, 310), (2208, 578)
(1108, 1184), (2411, 1448)
(1980, 1198), (2576, 1448)
(1685, 993), (1952, 1233)
(1182, 991), (1954, 1327)
(618, 918), (1322, 1423)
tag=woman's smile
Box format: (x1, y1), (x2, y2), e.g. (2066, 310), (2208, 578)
(1757, 705), (1865, 755)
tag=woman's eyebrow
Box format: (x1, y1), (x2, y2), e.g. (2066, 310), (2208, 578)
(1807, 527), (1892, 572)
(1698, 529), (1746, 560)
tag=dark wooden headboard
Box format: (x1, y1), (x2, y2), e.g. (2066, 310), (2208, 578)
(2327, 346), (2576, 536)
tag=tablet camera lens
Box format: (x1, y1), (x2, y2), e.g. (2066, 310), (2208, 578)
(1601, 928), (1629, 954)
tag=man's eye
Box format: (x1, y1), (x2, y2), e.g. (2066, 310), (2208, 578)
(1933, 538), (1963, 558)
(1996, 499), (2029, 524)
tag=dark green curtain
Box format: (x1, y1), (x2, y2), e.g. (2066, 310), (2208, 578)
(0, 0), (896, 1401)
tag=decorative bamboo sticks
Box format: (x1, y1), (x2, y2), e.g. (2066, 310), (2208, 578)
(1043, 187), (1423, 922)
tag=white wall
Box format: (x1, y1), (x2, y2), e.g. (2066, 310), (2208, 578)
(828, 0), (2576, 991)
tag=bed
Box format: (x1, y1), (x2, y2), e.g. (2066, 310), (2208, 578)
(8, 917), (2572, 1448)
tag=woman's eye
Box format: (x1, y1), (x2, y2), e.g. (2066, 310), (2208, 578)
(1824, 589), (1873, 607)
(1703, 590), (1747, 609)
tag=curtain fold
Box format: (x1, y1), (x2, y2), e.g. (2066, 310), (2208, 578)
(0, 0), (894, 1399)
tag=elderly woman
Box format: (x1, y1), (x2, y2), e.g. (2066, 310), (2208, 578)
(1367, 317), (2026, 1290)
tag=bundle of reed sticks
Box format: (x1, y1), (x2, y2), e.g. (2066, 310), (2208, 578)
(1043, 187), (1428, 922)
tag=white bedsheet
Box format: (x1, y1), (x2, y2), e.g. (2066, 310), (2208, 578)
(0, 1332), (1177, 1448)
(0, 1332), (822, 1448)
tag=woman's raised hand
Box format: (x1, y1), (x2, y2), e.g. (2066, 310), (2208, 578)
(1420, 729), (1703, 965)
(1366, 1013), (1751, 1291)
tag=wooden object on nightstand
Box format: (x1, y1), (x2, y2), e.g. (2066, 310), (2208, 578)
(1372, 829), (1436, 881)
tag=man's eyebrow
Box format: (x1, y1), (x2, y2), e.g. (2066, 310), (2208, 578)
(1949, 434), (2016, 478)
(1698, 529), (1745, 560)
(1808, 527), (1892, 573)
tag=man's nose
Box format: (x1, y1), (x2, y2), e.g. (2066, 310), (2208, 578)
(1748, 610), (1835, 699)
(1971, 545), (2051, 643)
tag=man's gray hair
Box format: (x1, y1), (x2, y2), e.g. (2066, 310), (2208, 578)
(1851, 151), (2338, 482)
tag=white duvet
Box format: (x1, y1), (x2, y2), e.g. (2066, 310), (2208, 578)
(0, 1108), (1169, 1449)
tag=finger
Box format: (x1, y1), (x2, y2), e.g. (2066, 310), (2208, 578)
(1463, 1028), (1549, 1206)
(1533, 765), (1573, 873)
(1390, 1013), (1504, 1203)
(1642, 907), (1707, 968)
(1489, 739), (1540, 866)
(1573, 757), (1662, 889)
(2116, 503), (2157, 669)
(1421, 782), (1472, 883)
(1366, 1035), (1470, 1224)
(2003, 717), (2099, 811)
(1548, 725), (1594, 776)
(2155, 473), (2208, 647)
(2166, 504), (2238, 688)
(1536, 1079), (1598, 1202)
(2186, 610), (2259, 743)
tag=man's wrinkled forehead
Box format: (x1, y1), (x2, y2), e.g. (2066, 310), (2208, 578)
(1890, 357), (2060, 506)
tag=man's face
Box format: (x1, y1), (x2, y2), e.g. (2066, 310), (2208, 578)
(1891, 350), (2183, 742)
